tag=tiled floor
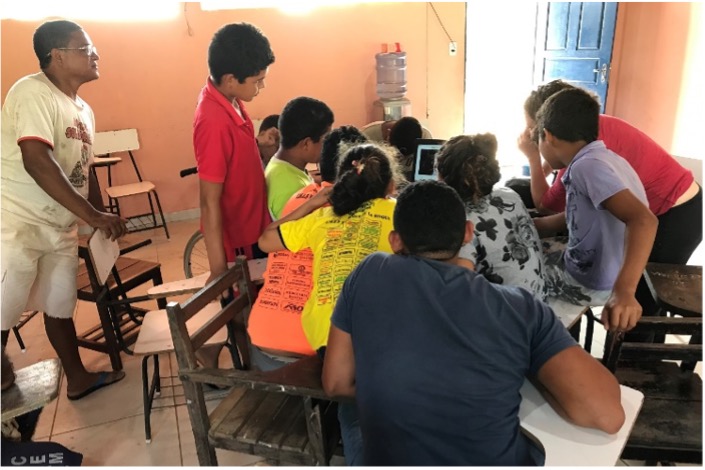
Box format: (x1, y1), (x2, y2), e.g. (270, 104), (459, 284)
(4, 218), (701, 466)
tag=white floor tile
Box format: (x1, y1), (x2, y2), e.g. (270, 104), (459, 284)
(51, 408), (183, 466)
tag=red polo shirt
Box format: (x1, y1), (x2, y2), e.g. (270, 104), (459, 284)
(193, 79), (271, 260)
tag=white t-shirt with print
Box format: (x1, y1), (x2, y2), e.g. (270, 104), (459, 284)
(1, 72), (95, 229)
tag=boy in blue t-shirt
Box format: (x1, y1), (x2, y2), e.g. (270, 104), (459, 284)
(322, 180), (625, 466)
(533, 88), (658, 332)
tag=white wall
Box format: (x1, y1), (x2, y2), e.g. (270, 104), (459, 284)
(672, 3), (705, 161)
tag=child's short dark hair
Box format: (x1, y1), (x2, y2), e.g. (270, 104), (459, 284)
(389, 117), (423, 156)
(278, 97), (334, 149)
(34, 20), (83, 69)
(394, 181), (467, 258)
(259, 114), (279, 133)
(436, 133), (500, 204)
(523, 79), (576, 121)
(536, 88), (600, 144)
(320, 126), (368, 184)
(330, 143), (398, 216)
(208, 23), (275, 84)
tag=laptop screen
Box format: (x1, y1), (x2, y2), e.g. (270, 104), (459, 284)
(412, 138), (446, 182)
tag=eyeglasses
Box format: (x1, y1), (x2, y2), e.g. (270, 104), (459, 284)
(46, 45), (98, 58)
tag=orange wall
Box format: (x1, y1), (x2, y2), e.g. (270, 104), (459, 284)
(607, 2), (700, 157)
(1, 2), (466, 216)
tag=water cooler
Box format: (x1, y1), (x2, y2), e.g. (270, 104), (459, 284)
(373, 43), (411, 121)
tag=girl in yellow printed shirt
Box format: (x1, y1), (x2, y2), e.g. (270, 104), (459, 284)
(258, 143), (401, 352)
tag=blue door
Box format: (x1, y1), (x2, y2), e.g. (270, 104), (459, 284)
(534, 2), (618, 111)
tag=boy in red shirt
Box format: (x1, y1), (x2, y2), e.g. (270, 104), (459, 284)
(193, 23), (275, 285)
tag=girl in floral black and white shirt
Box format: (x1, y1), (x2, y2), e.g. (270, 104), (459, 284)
(437, 133), (548, 300)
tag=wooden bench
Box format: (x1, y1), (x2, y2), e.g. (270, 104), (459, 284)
(182, 343), (643, 466)
(604, 316), (703, 464)
(166, 258), (339, 465)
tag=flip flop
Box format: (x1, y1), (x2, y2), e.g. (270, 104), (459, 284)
(67, 371), (126, 401)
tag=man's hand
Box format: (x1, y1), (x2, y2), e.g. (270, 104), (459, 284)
(517, 128), (541, 163)
(89, 211), (128, 241)
(601, 289), (642, 332)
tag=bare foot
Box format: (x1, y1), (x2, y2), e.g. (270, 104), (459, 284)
(66, 370), (126, 400)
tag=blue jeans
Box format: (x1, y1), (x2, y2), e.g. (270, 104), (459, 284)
(337, 401), (364, 466)
(248, 344), (296, 372)
(317, 347), (364, 466)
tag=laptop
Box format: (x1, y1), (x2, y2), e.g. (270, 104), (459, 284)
(412, 138), (446, 182)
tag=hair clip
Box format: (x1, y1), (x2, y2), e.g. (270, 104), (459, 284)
(352, 160), (365, 175)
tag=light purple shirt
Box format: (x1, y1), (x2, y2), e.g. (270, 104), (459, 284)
(562, 140), (647, 290)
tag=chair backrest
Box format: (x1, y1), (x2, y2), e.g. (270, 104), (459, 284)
(93, 128), (140, 156)
(87, 230), (120, 286)
(166, 257), (254, 374)
(603, 317), (703, 372)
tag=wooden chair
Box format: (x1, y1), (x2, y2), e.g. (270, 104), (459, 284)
(166, 258), (340, 466)
(93, 128), (169, 239)
(603, 316), (703, 464)
(83, 230), (231, 443)
(76, 233), (166, 371)
(644, 262), (702, 370)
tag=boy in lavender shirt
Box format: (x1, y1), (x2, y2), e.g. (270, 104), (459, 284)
(533, 88), (657, 332)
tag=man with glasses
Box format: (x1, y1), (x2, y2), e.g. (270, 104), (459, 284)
(1, 20), (127, 400)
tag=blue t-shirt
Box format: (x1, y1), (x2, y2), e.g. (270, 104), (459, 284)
(331, 252), (577, 466)
(563, 140), (648, 290)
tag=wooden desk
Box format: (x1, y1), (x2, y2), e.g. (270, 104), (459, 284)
(519, 381), (643, 466)
(146, 259), (267, 298)
(547, 297), (588, 330)
(1, 359), (61, 422)
(644, 263), (702, 317)
(205, 355), (643, 466)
